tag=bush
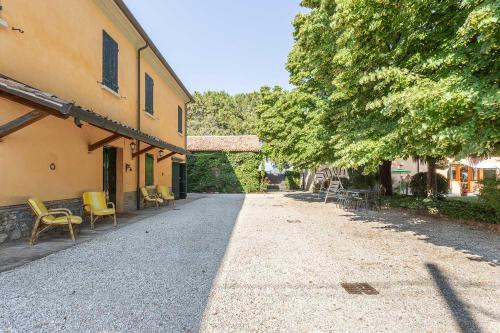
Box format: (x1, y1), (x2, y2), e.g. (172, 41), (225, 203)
(348, 167), (378, 189)
(409, 172), (449, 197)
(380, 195), (499, 224)
(479, 179), (500, 220)
(187, 152), (266, 193)
(284, 170), (301, 190)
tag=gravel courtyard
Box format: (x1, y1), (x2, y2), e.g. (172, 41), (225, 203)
(0, 193), (499, 332)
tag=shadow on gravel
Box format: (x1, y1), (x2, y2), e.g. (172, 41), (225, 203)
(155, 194), (246, 332)
(0, 194), (245, 333)
(284, 192), (499, 267)
(427, 263), (482, 333)
(284, 192), (325, 203)
(346, 210), (499, 267)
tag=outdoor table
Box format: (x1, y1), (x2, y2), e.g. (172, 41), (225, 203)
(343, 189), (377, 210)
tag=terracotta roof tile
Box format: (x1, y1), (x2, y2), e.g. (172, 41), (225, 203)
(187, 135), (262, 152)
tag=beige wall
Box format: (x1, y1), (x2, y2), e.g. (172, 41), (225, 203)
(0, 0), (188, 208)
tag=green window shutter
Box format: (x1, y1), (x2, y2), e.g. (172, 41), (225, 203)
(177, 106), (183, 133)
(145, 73), (154, 115)
(102, 31), (119, 92)
(145, 154), (154, 186)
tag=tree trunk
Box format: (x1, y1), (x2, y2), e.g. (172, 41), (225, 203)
(379, 160), (393, 196)
(426, 157), (437, 198)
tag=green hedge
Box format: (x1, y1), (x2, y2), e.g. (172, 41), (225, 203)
(409, 172), (449, 197)
(380, 195), (499, 224)
(188, 152), (266, 193)
(284, 171), (301, 190)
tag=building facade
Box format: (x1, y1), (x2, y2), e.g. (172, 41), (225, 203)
(0, 0), (191, 242)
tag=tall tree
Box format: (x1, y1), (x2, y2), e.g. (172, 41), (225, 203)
(260, 0), (499, 197)
(257, 87), (333, 169)
(188, 91), (260, 136)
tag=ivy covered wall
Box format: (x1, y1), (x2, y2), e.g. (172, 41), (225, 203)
(187, 152), (266, 193)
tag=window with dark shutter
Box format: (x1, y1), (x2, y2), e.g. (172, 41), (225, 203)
(102, 31), (119, 92)
(178, 106), (183, 133)
(145, 154), (154, 186)
(145, 73), (154, 115)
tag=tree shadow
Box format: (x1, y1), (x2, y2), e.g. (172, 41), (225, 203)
(345, 209), (500, 267)
(0, 194), (245, 332)
(284, 192), (499, 267)
(426, 263), (483, 333)
(284, 192), (325, 203)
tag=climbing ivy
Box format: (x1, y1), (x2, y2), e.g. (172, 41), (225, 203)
(188, 152), (266, 193)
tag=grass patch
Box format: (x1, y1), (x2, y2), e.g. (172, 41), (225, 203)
(380, 195), (499, 224)
(447, 196), (479, 203)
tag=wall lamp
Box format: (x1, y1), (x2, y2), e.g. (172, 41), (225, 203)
(130, 141), (137, 152)
(158, 150), (164, 157)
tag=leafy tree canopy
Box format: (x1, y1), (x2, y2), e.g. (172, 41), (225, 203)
(259, 0), (499, 171)
(188, 91), (260, 136)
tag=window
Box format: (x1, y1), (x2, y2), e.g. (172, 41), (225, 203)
(102, 31), (119, 92)
(145, 73), (154, 115)
(145, 154), (154, 186)
(177, 106), (183, 133)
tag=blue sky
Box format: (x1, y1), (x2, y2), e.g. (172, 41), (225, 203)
(123, 0), (303, 94)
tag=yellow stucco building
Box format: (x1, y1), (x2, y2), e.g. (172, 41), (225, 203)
(0, 0), (191, 242)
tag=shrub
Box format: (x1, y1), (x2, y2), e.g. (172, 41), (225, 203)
(348, 167), (378, 189)
(284, 170), (301, 190)
(409, 172), (449, 197)
(187, 152), (266, 193)
(479, 179), (500, 220)
(380, 195), (499, 224)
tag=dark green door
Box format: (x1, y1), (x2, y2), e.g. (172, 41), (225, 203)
(172, 162), (180, 199)
(179, 163), (187, 199)
(103, 147), (117, 204)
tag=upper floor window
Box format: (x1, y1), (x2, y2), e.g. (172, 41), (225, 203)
(102, 31), (119, 92)
(178, 106), (183, 133)
(145, 73), (154, 115)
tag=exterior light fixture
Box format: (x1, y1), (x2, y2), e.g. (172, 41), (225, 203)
(159, 150), (164, 157)
(0, 18), (8, 29)
(130, 141), (137, 152)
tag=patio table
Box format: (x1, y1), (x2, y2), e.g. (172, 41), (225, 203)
(341, 189), (379, 210)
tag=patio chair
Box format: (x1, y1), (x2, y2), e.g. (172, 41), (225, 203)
(82, 192), (116, 229)
(140, 187), (163, 209)
(156, 185), (175, 206)
(27, 198), (83, 245)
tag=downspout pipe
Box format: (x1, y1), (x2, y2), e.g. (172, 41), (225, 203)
(136, 43), (148, 210)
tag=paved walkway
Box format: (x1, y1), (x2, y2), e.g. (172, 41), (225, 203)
(0, 193), (499, 332)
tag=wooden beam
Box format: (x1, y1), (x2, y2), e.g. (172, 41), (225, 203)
(157, 151), (177, 162)
(0, 110), (48, 140)
(0, 91), (64, 118)
(88, 133), (121, 152)
(132, 145), (155, 158)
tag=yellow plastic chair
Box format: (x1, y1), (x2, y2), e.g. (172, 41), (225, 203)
(140, 187), (163, 209)
(27, 198), (83, 245)
(82, 192), (116, 229)
(156, 185), (175, 206)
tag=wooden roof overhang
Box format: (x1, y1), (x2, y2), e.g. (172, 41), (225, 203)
(0, 75), (187, 156)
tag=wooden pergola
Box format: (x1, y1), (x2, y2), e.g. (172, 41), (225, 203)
(0, 75), (187, 161)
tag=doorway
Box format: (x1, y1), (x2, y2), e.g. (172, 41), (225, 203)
(172, 162), (187, 199)
(103, 146), (117, 204)
(172, 162), (180, 199)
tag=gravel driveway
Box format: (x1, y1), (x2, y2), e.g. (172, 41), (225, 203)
(1, 193), (499, 332)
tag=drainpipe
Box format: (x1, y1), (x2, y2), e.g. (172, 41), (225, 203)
(136, 43), (148, 210)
